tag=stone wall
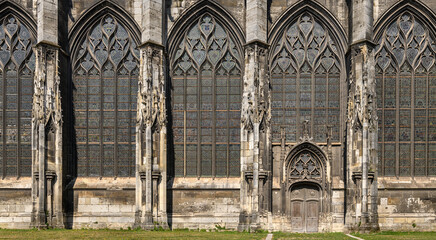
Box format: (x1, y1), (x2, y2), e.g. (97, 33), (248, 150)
(378, 177), (436, 231)
(3, 0), (436, 232)
(68, 178), (136, 229)
(169, 177), (240, 229)
(170, 189), (240, 229)
(0, 178), (32, 229)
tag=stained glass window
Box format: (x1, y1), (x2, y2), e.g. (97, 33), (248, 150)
(0, 14), (34, 177)
(171, 14), (242, 177)
(73, 15), (138, 177)
(270, 13), (342, 143)
(376, 12), (436, 176)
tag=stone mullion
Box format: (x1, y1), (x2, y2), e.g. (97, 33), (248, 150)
(197, 70), (201, 178)
(311, 70), (315, 138)
(411, 71), (415, 177)
(381, 72), (385, 176)
(426, 73), (429, 176)
(296, 70), (301, 140)
(226, 72), (230, 177)
(114, 73), (119, 177)
(17, 69), (22, 177)
(183, 72), (187, 177)
(99, 70), (104, 177)
(326, 72), (330, 143)
(212, 66), (216, 178)
(2, 71), (5, 178)
(86, 72), (90, 177)
(128, 72), (133, 177)
(395, 71), (400, 177)
(281, 72), (285, 142)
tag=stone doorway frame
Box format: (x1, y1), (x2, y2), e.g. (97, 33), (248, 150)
(283, 141), (332, 232)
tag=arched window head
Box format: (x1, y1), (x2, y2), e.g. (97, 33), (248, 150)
(0, 14), (35, 177)
(172, 14), (241, 73)
(73, 14), (139, 177)
(376, 11), (436, 177)
(270, 13), (342, 143)
(171, 13), (242, 177)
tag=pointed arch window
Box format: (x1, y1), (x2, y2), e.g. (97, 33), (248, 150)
(376, 12), (436, 176)
(171, 14), (242, 177)
(0, 14), (35, 177)
(270, 13), (341, 143)
(73, 15), (139, 177)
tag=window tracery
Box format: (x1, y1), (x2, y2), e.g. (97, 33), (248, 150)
(270, 13), (341, 143)
(73, 15), (139, 177)
(171, 14), (241, 177)
(376, 12), (436, 176)
(0, 14), (34, 177)
(289, 151), (322, 182)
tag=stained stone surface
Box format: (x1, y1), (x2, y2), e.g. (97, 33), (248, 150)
(1, 0), (436, 232)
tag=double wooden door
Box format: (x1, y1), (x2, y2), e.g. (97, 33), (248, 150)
(290, 184), (320, 232)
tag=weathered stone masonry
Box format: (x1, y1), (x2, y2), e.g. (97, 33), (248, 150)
(1, 0), (436, 232)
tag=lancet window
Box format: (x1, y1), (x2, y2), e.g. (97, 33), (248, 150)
(376, 12), (436, 176)
(73, 15), (139, 177)
(270, 13), (341, 143)
(0, 14), (34, 177)
(171, 14), (242, 177)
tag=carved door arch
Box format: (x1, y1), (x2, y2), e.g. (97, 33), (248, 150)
(285, 143), (327, 233)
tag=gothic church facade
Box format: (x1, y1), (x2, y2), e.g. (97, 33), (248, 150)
(1, 0), (436, 232)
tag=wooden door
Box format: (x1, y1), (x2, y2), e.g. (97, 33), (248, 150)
(290, 184), (320, 232)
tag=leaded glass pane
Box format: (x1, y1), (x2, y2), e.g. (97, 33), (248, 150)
(376, 11), (436, 176)
(171, 14), (241, 177)
(270, 13), (341, 144)
(73, 14), (138, 177)
(415, 143), (426, 176)
(429, 143), (436, 175)
(384, 144), (396, 176)
(0, 14), (34, 177)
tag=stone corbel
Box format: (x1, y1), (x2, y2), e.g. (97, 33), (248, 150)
(258, 171), (269, 184)
(244, 171), (254, 192)
(352, 171), (375, 184)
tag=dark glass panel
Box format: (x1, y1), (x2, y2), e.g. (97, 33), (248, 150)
(429, 143), (436, 175)
(384, 75), (396, 108)
(73, 14), (138, 176)
(271, 13), (340, 144)
(186, 144), (197, 176)
(384, 143), (396, 176)
(174, 144), (184, 176)
(415, 73), (427, 108)
(429, 109), (436, 141)
(415, 109), (426, 141)
(414, 143), (426, 176)
(216, 144), (227, 177)
(229, 145), (240, 176)
(171, 14), (241, 177)
(399, 110), (410, 141)
(399, 143), (410, 176)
